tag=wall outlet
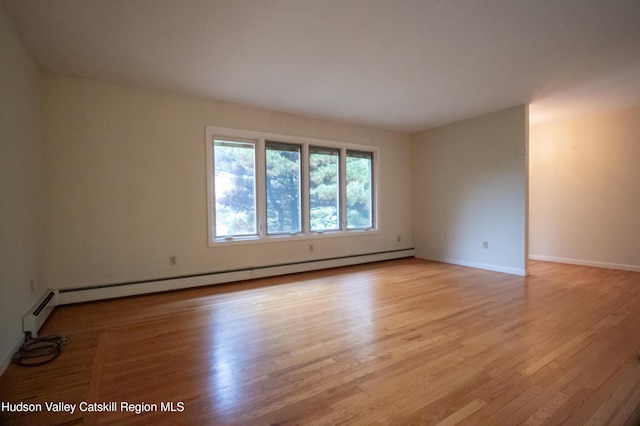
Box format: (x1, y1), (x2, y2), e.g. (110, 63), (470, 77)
(169, 256), (177, 265)
(397, 235), (402, 242)
(483, 241), (489, 249)
(309, 244), (314, 252)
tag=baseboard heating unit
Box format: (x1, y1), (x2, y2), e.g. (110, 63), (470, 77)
(22, 290), (57, 338)
(56, 249), (415, 305)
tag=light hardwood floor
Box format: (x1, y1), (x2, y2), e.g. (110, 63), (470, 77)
(1, 258), (640, 425)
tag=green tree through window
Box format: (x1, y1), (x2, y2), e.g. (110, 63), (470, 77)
(207, 128), (376, 243)
(310, 147), (340, 231)
(346, 150), (373, 229)
(214, 140), (256, 237)
(266, 142), (301, 234)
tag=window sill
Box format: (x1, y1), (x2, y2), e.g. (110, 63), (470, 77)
(209, 228), (378, 247)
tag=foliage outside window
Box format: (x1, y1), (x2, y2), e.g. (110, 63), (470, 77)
(213, 140), (256, 238)
(309, 146), (340, 232)
(266, 142), (302, 234)
(206, 126), (377, 245)
(346, 150), (373, 229)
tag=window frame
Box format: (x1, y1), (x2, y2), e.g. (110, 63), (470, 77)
(211, 138), (259, 239)
(206, 126), (379, 246)
(265, 140), (303, 236)
(309, 145), (341, 233)
(346, 149), (375, 230)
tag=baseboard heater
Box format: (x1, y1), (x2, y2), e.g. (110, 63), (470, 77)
(23, 290), (58, 338)
(57, 248), (415, 305)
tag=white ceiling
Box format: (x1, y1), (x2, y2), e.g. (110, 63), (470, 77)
(3, 0), (640, 132)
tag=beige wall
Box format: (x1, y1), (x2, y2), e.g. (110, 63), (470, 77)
(41, 72), (414, 289)
(412, 105), (529, 275)
(0, 3), (43, 369)
(529, 106), (640, 271)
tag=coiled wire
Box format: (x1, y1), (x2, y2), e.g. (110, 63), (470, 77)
(12, 335), (70, 367)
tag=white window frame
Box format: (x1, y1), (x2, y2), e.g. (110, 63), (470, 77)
(209, 137), (260, 239)
(309, 145), (341, 233)
(265, 140), (304, 236)
(205, 126), (379, 246)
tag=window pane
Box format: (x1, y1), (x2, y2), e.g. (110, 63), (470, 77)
(266, 142), (302, 234)
(346, 150), (373, 229)
(309, 146), (340, 231)
(214, 140), (256, 237)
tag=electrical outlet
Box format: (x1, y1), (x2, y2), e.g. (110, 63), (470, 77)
(169, 256), (177, 265)
(483, 241), (489, 249)
(397, 235), (402, 242)
(309, 244), (314, 252)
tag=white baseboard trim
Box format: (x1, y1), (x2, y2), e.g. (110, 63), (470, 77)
(57, 249), (415, 305)
(417, 255), (527, 276)
(529, 254), (640, 273)
(1, 333), (25, 377)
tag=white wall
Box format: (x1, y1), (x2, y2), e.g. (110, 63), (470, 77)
(412, 105), (529, 275)
(41, 72), (414, 290)
(529, 106), (640, 271)
(0, 3), (43, 371)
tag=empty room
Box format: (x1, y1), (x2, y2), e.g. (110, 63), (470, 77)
(1, 0), (639, 424)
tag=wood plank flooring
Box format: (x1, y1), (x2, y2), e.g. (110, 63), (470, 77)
(1, 258), (640, 425)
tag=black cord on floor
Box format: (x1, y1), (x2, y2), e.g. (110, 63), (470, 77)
(12, 335), (70, 367)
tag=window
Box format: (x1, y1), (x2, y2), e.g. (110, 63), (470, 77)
(346, 150), (373, 229)
(309, 146), (340, 232)
(266, 142), (302, 234)
(206, 126), (377, 245)
(213, 139), (257, 238)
